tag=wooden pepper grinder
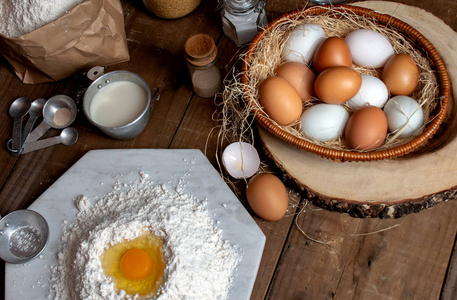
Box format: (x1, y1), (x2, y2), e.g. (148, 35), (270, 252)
(184, 34), (222, 98)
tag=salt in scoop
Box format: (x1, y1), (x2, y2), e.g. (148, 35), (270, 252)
(0, 210), (49, 264)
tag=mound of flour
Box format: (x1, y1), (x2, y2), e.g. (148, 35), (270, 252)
(0, 0), (83, 38)
(49, 171), (241, 300)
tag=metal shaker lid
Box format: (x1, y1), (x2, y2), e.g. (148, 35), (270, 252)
(223, 0), (259, 14)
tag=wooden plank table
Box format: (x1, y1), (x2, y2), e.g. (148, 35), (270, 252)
(1, 0), (456, 299)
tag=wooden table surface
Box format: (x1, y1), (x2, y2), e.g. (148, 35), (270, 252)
(1, 0), (456, 299)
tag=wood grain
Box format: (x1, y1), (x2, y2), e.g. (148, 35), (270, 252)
(0, 1), (456, 300)
(265, 195), (457, 299)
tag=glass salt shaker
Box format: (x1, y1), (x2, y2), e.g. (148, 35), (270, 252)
(219, 0), (268, 47)
(184, 33), (222, 98)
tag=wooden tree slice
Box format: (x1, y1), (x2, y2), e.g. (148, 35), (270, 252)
(259, 1), (457, 218)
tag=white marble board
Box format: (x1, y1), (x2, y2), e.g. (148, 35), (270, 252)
(5, 149), (266, 299)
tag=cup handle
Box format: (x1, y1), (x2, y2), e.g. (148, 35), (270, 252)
(86, 66), (105, 81)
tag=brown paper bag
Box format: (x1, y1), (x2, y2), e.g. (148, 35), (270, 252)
(0, 0), (130, 84)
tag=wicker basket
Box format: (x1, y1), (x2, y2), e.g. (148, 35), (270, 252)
(241, 5), (450, 162)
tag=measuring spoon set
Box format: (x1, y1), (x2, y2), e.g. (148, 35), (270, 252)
(7, 95), (79, 156)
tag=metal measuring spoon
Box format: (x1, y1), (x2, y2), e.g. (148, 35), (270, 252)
(7, 98), (48, 154)
(26, 95), (77, 143)
(22, 98), (46, 145)
(6, 98), (46, 155)
(21, 127), (78, 154)
(8, 97), (31, 153)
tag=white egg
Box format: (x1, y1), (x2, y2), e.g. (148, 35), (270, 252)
(281, 23), (325, 65)
(222, 142), (260, 179)
(300, 103), (349, 142)
(345, 29), (394, 68)
(347, 75), (389, 110)
(383, 96), (424, 138)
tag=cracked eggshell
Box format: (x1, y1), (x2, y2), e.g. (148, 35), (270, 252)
(383, 96), (424, 138)
(222, 142), (260, 179)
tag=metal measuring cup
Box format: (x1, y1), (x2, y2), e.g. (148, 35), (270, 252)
(0, 210), (49, 264)
(83, 67), (154, 139)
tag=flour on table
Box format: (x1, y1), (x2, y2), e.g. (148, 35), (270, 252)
(49, 170), (241, 300)
(74, 195), (90, 212)
(0, 0), (83, 38)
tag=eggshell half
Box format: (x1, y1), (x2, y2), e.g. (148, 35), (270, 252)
(222, 142), (260, 179)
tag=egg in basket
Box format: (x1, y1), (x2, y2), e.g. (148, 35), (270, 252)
(236, 5), (450, 162)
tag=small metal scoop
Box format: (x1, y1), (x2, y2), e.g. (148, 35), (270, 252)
(8, 97), (31, 153)
(22, 98), (47, 145)
(0, 210), (49, 264)
(27, 95), (77, 143)
(7, 98), (47, 155)
(22, 127), (78, 154)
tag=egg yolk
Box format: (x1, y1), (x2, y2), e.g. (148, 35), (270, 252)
(100, 232), (165, 298)
(120, 248), (154, 280)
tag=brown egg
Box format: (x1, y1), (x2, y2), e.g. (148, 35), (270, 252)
(314, 66), (362, 104)
(345, 106), (388, 150)
(313, 37), (352, 74)
(246, 173), (288, 221)
(382, 54), (419, 95)
(275, 62), (316, 102)
(259, 76), (303, 126)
